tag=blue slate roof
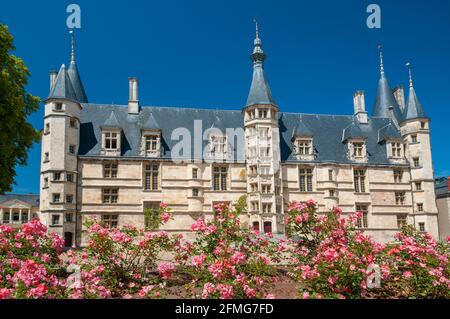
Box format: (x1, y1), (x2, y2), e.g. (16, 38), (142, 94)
(0, 194), (40, 207)
(404, 86), (427, 121)
(435, 177), (449, 197)
(79, 104), (404, 166)
(372, 73), (404, 122)
(342, 120), (366, 142)
(291, 117), (313, 139)
(378, 121), (401, 142)
(67, 62), (88, 103)
(47, 64), (78, 102)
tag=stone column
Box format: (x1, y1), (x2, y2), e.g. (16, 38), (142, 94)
(19, 209), (22, 224)
(9, 208), (13, 224)
(0, 208), (3, 224)
(28, 209), (31, 221)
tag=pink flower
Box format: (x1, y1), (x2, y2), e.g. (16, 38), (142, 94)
(302, 292), (310, 299)
(231, 252), (246, 265)
(27, 284), (48, 299)
(265, 293), (275, 299)
(0, 288), (12, 299)
(160, 202), (168, 209)
(190, 218), (207, 232)
(217, 284), (233, 299)
(202, 283), (216, 299)
(403, 271), (413, 279)
(157, 263), (175, 279)
(192, 254), (206, 269)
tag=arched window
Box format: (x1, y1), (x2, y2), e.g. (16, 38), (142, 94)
(253, 221), (260, 232)
(263, 221), (272, 234)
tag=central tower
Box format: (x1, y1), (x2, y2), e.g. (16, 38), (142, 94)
(243, 20), (283, 234)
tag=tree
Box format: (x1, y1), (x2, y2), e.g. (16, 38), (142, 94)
(0, 24), (40, 193)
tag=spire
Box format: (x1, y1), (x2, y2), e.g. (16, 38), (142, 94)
(70, 30), (75, 64)
(245, 19), (276, 108)
(47, 64), (78, 101)
(378, 44), (384, 75)
(67, 29), (88, 103)
(372, 45), (403, 122)
(404, 62), (427, 121)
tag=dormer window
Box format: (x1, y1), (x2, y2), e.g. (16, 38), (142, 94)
(353, 142), (364, 157)
(141, 130), (162, 158)
(347, 139), (367, 162)
(391, 142), (402, 158)
(101, 130), (121, 156)
(293, 137), (314, 161)
(105, 132), (118, 150)
(145, 135), (158, 152)
(208, 134), (227, 157)
(259, 109), (268, 118)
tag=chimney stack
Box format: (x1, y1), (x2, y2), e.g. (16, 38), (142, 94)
(128, 77), (140, 114)
(393, 86), (405, 111)
(49, 70), (58, 93)
(353, 91), (368, 124)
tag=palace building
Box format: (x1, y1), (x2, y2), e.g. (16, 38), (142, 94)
(39, 24), (440, 247)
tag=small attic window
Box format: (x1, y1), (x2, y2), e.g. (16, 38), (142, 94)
(347, 139), (367, 162)
(353, 142), (364, 157)
(105, 132), (119, 150)
(209, 135), (227, 155)
(295, 138), (313, 155)
(54, 103), (63, 111)
(390, 142), (403, 158)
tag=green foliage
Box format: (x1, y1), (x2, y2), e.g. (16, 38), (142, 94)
(0, 24), (40, 193)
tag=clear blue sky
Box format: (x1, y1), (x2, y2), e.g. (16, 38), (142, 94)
(1, 0), (449, 194)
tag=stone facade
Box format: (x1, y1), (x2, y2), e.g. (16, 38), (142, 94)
(38, 27), (441, 247)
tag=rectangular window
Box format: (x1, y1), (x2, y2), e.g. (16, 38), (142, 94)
(192, 188), (199, 197)
(418, 222), (425, 232)
(54, 103), (62, 111)
(102, 214), (118, 229)
(45, 123), (50, 134)
(102, 188), (118, 204)
(261, 185), (271, 194)
(394, 170), (403, 183)
(251, 201), (259, 212)
(69, 145), (76, 155)
(43, 177), (49, 188)
(413, 157), (420, 168)
(12, 212), (19, 222)
(44, 152), (49, 162)
(53, 172), (61, 181)
(297, 140), (312, 155)
(353, 142), (364, 157)
(356, 204), (369, 228)
(3, 212), (10, 223)
(66, 173), (74, 183)
(70, 118), (77, 128)
(421, 122), (426, 129)
(144, 202), (161, 229)
(65, 213), (73, 223)
(328, 169), (333, 181)
(21, 211), (28, 223)
(66, 195), (74, 204)
(262, 203), (272, 214)
(145, 135), (158, 151)
(299, 168), (313, 192)
(52, 193), (60, 203)
(397, 215), (407, 229)
(260, 109), (268, 118)
(411, 135), (418, 143)
(391, 142), (402, 157)
(104, 162), (118, 178)
(144, 162), (159, 190)
(192, 168), (198, 179)
(210, 136), (227, 155)
(417, 203), (424, 212)
(354, 169), (366, 193)
(329, 190), (335, 197)
(395, 192), (406, 205)
(415, 182), (422, 191)
(213, 166), (227, 191)
(51, 214), (60, 226)
(105, 132), (118, 150)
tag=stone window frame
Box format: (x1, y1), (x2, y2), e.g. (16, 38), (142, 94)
(262, 203), (272, 214)
(353, 168), (367, 193)
(395, 192), (406, 206)
(208, 133), (228, 157)
(397, 214), (407, 229)
(101, 128), (122, 156)
(103, 162), (118, 179)
(299, 166), (314, 192)
(51, 214), (61, 226)
(347, 138), (368, 162)
(66, 194), (74, 204)
(52, 193), (61, 204)
(417, 203), (424, 212)
(192, 168), (198, 179)
(418, 222), (425, 232)
(212, 165), (228, 191)
(144, 201), (161, 230)
(389, 140), (403, 158)
(69, 117), (78, 129)
(141, 130), (162, 157)
(102, 188), (119, 204)
(393, 169), (403, 183)
(69, 144), (76, 155)
(44, 122), (50, 135)
(102, 214), (119, 229)
(415, 182), (422, 191)
(355, 203), (369, 228)
(143, 161), (160, 191)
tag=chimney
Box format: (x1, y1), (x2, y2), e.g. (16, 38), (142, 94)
(353, 91), (368, 124)
(49, 70), (58, 93)
(393, 86), (405, 111)
(128, 77), (140, 114)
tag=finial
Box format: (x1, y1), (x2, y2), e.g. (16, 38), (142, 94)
(253, 18), (259, 39)
(406, 62), (413, 87)
(378, 44), (384, 75)
(70, 30), (75, 64)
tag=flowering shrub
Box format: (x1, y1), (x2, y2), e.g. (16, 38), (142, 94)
(175, 200), (285, 299)
(66, 202), (176, 298)
(286, 201), (450, 299)
(0, 220), (67, 299)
